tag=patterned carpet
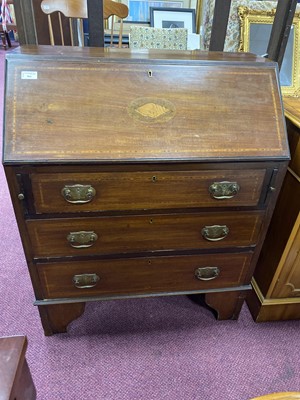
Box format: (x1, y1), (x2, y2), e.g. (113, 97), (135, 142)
(0, 47), (300, 400)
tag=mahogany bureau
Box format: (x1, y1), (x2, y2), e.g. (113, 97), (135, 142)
(2, 46), (289, 335)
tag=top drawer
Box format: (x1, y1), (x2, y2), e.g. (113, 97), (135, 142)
(30, 169), (266, 214)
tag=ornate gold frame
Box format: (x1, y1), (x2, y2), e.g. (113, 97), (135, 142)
(238, 6), (300, 97)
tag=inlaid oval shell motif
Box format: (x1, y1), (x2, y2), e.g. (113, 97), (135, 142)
(128, 97), (176, 124)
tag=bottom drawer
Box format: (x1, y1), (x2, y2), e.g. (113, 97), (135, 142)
(37, 252), (253, 299)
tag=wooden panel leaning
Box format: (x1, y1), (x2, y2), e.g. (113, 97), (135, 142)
(246, 97), (300, 322)
(40, 0), (88, 46)
(2, 46), (289, 335)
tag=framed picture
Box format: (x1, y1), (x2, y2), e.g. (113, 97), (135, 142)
(238, 6), (300, 97)
(125, 0), (190, 23)
(150, 7), (196, 33)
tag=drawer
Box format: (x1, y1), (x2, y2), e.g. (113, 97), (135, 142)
(30, 169), (267, 214)
(37, 252), (253, 299)
(27, 211), (264, 258)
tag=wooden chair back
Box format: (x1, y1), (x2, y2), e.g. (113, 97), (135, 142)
(103, 0), (128, 48)
(17, 0), (299, 58)
(40, 0), (87, 46)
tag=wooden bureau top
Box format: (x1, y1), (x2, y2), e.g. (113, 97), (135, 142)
(3, 46), (289, 164)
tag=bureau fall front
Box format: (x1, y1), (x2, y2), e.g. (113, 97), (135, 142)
(2, 46), (289, 335)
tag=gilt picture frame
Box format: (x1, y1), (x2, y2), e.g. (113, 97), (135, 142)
(238, 6), (300, 97)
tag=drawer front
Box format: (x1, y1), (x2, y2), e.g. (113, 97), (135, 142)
(27, 211), (264, 258)
(30, 169), (266, 214)
(37, 252), (253, 299)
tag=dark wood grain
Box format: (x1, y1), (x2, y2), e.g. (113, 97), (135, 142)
(38, 303), (86, 335)
(27, 211), (263, 257)
(30, 169), (267, 213)
(6, 45), (274, 61)
(205, 290), (248, 320)
(37, 252), (253, 299)
(3, 49), (288, 164)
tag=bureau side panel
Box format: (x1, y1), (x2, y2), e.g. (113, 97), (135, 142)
(252, 163), (300, 296)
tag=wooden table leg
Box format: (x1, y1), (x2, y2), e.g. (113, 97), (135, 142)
(38, 302), (86, 335)
(205, 291), (248, 320)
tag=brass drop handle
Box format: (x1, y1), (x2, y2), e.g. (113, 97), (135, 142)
(209, 181), (240, 199)
(61, 184), (96, 204)
(201, 225), (229, 241)
(67, 231), (98, 248)
(195, 267), (220, 281)
(73, 273), (100, 289)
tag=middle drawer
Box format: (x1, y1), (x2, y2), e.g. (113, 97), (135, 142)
(27, 211), (264, 258)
